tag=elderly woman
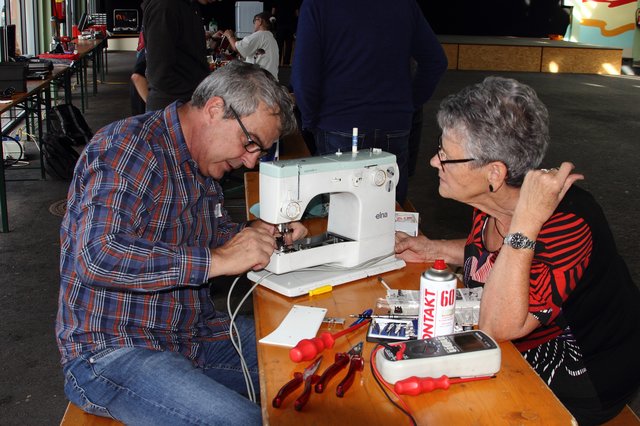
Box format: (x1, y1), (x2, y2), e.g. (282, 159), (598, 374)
(395, 76), (639, 425)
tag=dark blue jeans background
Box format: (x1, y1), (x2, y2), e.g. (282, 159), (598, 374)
(313, 128), (410, 204)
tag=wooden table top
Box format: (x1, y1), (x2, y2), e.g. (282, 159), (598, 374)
(252, 263), (574, 425)
(244, 169), (575, 425)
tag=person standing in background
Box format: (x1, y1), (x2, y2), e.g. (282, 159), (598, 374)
(271, 0), (300, 67)
(130, 49), (148, 115)
(224, 12), (280, 80)
(142, 0), (213, 111)
(291, 0), (447, 204)
(130, 30), (148, 116)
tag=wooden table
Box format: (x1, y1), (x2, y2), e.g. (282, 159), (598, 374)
(245, 171), (575, 425)
(0, 65), (71, 232)
(74, 37), (108, 112)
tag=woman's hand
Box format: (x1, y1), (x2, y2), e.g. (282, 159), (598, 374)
(395, 232), (466, 266)
(395, 232), (431, 263)
(514, 162), (584, 230)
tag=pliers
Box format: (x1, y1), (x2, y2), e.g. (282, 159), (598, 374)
(315, 341), (364, 397)
(272, 356), (323, 411)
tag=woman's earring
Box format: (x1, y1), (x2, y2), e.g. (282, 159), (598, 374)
(489, 184), (494, 193)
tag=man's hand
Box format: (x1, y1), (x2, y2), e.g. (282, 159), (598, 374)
(250, 220), (309, 246)
(209, 226), (276, 277)
(279, 221), (309, 245)
(208, 221), (309, 277)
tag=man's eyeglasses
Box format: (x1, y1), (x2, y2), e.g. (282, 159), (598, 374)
(229, 106), (270, 158)
(436, 135), (475, 171)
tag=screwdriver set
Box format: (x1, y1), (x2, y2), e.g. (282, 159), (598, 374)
(366, 317), (418, 343)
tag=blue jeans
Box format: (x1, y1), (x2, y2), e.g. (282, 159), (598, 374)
(313, 128), (410, 204)
(62, 316), (261, 425)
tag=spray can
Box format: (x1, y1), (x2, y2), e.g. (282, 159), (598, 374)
(418, 259), (457, 339)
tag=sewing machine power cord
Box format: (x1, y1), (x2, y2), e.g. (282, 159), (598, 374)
(225, 252), (395, 404)
(227, 273), (272, 404)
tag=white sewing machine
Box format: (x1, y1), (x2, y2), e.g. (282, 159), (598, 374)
(259, 149), (399, 275)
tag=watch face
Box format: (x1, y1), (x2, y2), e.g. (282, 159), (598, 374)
(505, 232), (535, 250)
(511, 233), (526, 249)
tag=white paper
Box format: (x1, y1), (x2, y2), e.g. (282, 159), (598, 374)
(259, 305), (327, 348)
(395, 212), (419, 236)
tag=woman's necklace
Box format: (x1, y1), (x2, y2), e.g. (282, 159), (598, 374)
(494, 217), (505, 240)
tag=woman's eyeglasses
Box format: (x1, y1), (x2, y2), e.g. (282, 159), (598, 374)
(436, 135), (475, 171)
(229, 106), (270, 158)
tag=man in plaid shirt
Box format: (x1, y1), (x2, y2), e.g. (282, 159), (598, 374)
(56, 61), (306, 425)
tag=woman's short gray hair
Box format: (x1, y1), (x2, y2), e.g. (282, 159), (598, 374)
(191, 60), (296, 136)
(436, 76), (549, 186)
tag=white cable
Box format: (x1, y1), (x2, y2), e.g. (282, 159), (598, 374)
(226, 276), (254, 402)
(224, 253), (391, 400)
(226, 273), (271, 403)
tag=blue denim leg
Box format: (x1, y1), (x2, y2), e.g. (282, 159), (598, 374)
(63, 338), (261, 425)
(313, 128), (410, 204)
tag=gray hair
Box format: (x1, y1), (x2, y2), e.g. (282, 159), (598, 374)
(436, 76), (549, 186)
(191, 60), (296, 136)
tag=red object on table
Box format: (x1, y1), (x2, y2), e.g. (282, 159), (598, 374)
(87, 25), (107, 37)
(289, 320), (370, 363)
(38, 53), (80, 61)
(272, 356), (323, 411)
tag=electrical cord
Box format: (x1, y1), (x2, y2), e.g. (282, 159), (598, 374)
(226, 272), (273, 403)
(2, 135), (23, 167)
(370, 344), (418, 426)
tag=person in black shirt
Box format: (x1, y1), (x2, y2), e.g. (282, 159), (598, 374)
(142, 0), (212, 111)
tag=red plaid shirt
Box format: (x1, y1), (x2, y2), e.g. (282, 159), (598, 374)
(56, 102), (243, 366)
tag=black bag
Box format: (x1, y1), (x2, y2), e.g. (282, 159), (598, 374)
(50, 104), (93, 146)
(42, 134), (80, 180)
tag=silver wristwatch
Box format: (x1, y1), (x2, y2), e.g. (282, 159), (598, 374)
(503, 232), (536, 250)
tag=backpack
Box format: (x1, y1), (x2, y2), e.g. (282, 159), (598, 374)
(42, 134), (80, 180)
(49, 104), (93, 146)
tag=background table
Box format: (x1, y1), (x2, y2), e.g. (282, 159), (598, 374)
(0, 65), (71, 232)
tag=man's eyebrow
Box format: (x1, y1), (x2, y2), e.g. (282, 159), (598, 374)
(249, 131), (265, 146)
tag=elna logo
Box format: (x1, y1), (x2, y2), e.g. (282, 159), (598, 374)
(375, 212), (388, 219)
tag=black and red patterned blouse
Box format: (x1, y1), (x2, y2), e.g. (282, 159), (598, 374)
(462, 185), (640, 413)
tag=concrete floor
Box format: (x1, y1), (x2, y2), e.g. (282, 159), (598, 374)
(0, 51), (638, 424)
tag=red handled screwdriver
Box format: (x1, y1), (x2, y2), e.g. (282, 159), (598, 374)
(394, 375), (450, 395)
(395, 375), (494, 396)
(289, 320), (370, 363)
